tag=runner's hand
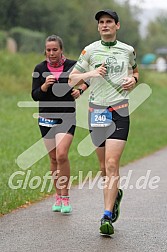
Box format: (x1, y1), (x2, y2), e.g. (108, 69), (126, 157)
(122, 77), (136, 90)
(41, 75), (56, 92)
(71, 89), (80, 99)
(91, 63), (107, 77)
(45, 75), (56, 86)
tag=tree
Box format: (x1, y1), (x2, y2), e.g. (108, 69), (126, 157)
(0, 0), (141, 56)
(144, 14), (167, 52)
(0, 0), (22, 29)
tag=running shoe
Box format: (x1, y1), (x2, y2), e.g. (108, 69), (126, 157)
(112, 189), (123, 223)
(52, 194), (62, 212)
(100, 215), (114, 236)
(61, 196), (72, 214)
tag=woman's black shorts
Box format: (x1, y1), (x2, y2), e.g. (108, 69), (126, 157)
(39, 113), (76, 139)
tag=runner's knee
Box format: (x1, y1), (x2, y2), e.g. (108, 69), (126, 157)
(56, 150), (68, 164)
(105, 158), (119, 175)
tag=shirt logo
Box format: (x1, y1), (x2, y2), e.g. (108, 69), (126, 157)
(106, 56), (117, 65)
(95, 57), (124, 74)
(105, 57), (124, 74)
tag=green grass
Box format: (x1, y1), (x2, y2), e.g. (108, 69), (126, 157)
(0, 93), (99, 214)
(0, 51), (167, 215)
(123, 71), (167, 164)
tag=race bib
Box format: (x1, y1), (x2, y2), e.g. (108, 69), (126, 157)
(38, 117), (59, 127)
(90, 109), (112, 127)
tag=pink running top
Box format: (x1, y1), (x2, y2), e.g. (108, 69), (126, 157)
(47, 62), (64, 81)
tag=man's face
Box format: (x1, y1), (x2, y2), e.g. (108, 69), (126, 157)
(98, 14), (120, 38)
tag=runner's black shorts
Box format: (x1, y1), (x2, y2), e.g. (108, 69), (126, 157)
(39, 113), (76, 139)
(88, 101), (130, 147)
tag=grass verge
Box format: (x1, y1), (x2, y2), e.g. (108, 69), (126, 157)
(0, 59), (167, 214)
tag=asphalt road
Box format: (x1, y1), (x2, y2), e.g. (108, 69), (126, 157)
(0, 147), (167, 252)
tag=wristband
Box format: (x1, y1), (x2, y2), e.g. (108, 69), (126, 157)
(78, 88), (84, 95)
(132, 76), (138, 83)
(84, 81), (90, 88)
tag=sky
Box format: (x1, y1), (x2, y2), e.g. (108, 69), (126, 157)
(129, 0), (167, 9)
(118, 0), (167, 9)
(118, 0), (167, 37)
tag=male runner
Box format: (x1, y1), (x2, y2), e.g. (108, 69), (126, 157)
(69, 9), (139, 235)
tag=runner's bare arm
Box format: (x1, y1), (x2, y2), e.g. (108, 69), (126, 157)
(122, 66), (139, 90)
(68, 64), (106, 87)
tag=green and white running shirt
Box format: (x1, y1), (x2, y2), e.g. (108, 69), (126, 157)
(75, 40), (137, 106)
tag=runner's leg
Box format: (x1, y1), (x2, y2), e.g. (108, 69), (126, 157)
(55, 133), (73, 196)
(43, 138), (61, 194)
(96, 147), (105, 177)
(104, 139), (126, 212)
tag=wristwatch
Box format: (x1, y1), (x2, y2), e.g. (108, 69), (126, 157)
(78, 88), (84, 95)
(132, 76), (138, 83)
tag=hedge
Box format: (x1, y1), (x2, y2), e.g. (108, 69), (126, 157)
(9, 27), (46, 53)
(0, 31), (7, 49)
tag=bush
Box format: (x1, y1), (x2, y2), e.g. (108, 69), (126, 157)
(9, 27), (46, 53)
(0, 31), (7, 49)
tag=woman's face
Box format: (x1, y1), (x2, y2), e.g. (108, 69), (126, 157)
(45, 41), (63, 64)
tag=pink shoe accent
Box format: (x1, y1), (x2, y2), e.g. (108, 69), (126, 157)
(61, 197), (70, 206)
(55, 194), (62, 206)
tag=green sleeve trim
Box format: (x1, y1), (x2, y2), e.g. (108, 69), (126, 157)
(75, 65), (86, 73)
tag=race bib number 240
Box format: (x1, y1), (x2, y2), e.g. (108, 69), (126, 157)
(90, 109), (112, 127)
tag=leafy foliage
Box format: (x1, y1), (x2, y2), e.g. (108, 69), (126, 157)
(138, 13), (167, 57)
(145, 15), (167, 52)
(0, 30), (7, 49)
(0, 0), (167, 60)
(0, 0), (141, 55)
(9, 27), (46, 53)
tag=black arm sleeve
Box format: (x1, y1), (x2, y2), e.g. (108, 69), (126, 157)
(31, 65), (48, 101)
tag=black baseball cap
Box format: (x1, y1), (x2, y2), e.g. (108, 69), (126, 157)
(95, 9), (119, 23)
